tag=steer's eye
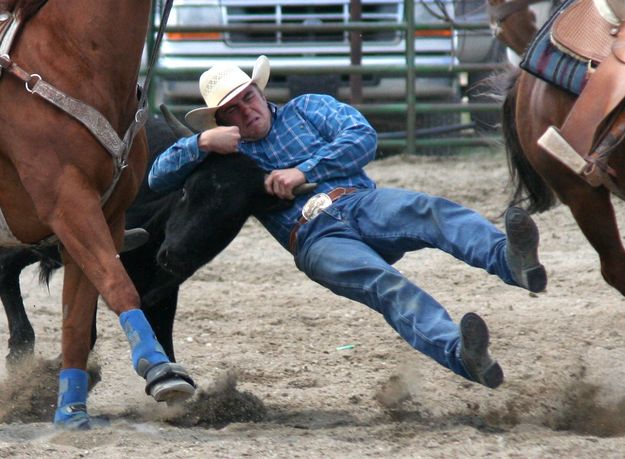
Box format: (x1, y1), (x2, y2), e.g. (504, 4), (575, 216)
(180, 188), (187, 202)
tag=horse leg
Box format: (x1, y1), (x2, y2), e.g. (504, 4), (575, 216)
(0, 248), (40, 364)
(49, 204), (194, 428)
(561, 188), (625, 295)
(525, 143), (625, 296)
(121, 243), (182, 363)
(142, 285), (180, 363)
(510, 68), (625, 296)
(53, 255), (99, 429)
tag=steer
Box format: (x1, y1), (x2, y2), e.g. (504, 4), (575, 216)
(1, 114), (294, 363)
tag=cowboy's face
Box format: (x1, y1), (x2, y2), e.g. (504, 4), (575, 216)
(216, 85), (272, 141)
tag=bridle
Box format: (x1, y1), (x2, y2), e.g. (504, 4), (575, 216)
(0, 0), (174, 206)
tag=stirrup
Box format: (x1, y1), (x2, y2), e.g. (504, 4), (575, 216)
(538, 126), (588, 175)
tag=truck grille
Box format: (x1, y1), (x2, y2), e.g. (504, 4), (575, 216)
(223, 1), (402, 45)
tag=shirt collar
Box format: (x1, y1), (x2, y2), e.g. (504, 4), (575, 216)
(268, 101), (278, 119)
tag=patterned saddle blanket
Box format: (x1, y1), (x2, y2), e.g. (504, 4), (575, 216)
(521, 0), (594, 95)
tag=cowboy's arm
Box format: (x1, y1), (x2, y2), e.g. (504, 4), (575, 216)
(296, 95), (377, 184)
(148, 126), (241, 193)
(265, 168), (306, 199)
(198, 126), (241, 154)
(148, 134), (207, 193)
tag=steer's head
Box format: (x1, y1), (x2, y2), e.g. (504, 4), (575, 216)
(156, 153), (292, 279)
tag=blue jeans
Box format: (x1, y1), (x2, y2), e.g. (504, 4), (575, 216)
(293, 188), (516, 381)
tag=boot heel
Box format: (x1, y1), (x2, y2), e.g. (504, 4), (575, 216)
(523, 264), (547, 293)
(481, 362), (504, 389)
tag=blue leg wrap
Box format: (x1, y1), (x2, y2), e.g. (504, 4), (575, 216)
(54, 368), (90, 429)
(120, 309), (169, 377)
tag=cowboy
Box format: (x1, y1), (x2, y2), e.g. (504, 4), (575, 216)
(148, 55), (548, 389)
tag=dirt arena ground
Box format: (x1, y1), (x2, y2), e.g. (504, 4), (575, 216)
(1, 148), (625, 458)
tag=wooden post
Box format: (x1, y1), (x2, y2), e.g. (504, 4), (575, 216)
(350, 0), (363, 104)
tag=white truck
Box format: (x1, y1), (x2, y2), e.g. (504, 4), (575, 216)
(149, 0), (502, 154)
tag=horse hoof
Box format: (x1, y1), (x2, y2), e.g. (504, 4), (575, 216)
(151, 378), (196, 404)
(144, 362), (196, 404)
(54, 414), (110, 430)
(54, 403), (91, 430)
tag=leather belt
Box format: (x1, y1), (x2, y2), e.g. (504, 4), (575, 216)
(288, 187), (357, 254)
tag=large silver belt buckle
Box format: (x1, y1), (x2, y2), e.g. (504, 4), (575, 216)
(302, 193), (332, 221)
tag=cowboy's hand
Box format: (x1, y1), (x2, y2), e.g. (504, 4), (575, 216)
(198, 126), (241, 154)
(265, 168), (306, 199)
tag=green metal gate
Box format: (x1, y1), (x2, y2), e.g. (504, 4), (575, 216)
(146, 0), (506, 155)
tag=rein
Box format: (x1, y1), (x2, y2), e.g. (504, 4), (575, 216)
(0, 0), (174, 206)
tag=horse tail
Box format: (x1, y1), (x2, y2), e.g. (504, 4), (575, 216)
(34, 246), (62, 287)
(501, 69), (557, 214)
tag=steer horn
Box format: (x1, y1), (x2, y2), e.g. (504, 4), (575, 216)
(293, 182), (317, 195)
(159, 103), (194, 137)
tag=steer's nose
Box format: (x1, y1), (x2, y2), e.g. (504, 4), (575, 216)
(157, 243), (195, 279)
(156, 247), (170, 270)
(156, 246), (188, 279)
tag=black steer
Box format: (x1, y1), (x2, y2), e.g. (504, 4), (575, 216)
(1, 115), (290, 363)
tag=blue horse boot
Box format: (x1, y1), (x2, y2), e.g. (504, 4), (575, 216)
(120, 309), (196, 403)
(54, 368), (91, 429)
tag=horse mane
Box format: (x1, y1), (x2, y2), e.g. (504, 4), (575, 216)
(14, 0), (47, 21)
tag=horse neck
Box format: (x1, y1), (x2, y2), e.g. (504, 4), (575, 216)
(42, 0), (152, 83)
(31, 0), (153, 130)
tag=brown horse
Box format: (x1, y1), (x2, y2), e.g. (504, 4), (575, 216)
(0, 0), (194, 428)
(501, 64), (625, 297)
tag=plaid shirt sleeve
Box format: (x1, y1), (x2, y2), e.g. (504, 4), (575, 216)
(148, 134), (207, 193)
(295, 95), (377, 184)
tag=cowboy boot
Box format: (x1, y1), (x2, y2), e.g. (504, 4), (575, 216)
(504, 207), (547, 293)
(459, 312), (504, 389)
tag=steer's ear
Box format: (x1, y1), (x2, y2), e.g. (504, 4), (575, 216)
(121, 228), (150, 252)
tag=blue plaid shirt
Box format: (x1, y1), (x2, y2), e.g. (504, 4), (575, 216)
(149, 94), (377, 249)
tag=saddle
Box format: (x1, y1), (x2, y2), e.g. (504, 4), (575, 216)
(538, 0), (625, 198)
(551, 0), (618, 63)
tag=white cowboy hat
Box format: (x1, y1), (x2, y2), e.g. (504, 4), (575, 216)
(185, 55), (270, 131)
